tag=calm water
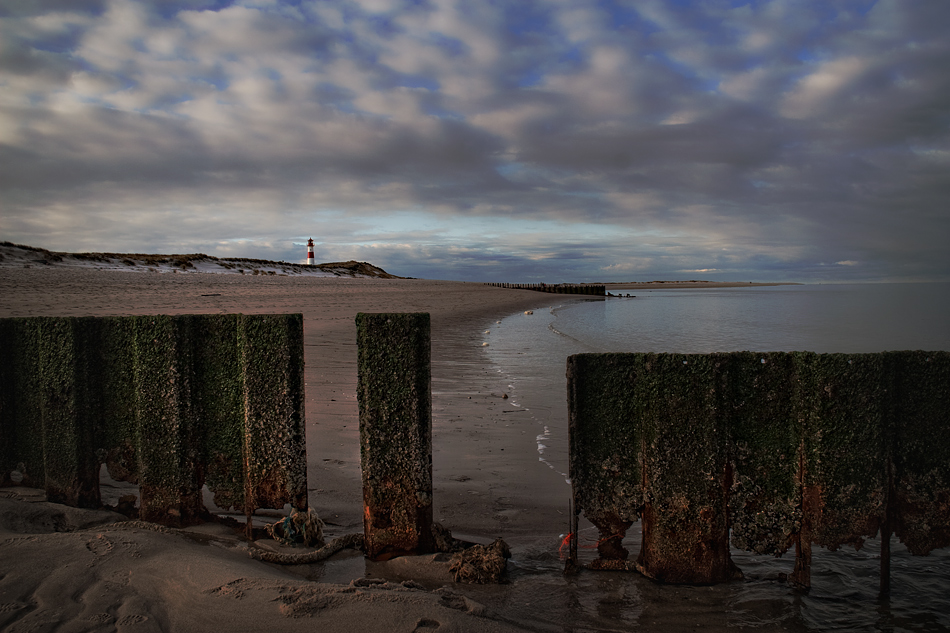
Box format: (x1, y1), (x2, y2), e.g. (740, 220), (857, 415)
(478, 283), (950, 632)
(551, 283), (950, 354)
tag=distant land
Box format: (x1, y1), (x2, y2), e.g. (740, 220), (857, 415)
(0, 242), (400, 279)
(604, 280), (802, 290)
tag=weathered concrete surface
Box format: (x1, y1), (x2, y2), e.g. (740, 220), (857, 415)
(238, 314), (308, 517)
(566, 354), (642, 565)
(568, 351), (950, 588)
(356, 312), (435, 559)
(0, 314), (307, 527)
(791, 353), (888, 588)
(727, 352), (800, 560)
(635, 354), (738, 583)
(568, 353), (738, 583)
(890, 351), (950, 556)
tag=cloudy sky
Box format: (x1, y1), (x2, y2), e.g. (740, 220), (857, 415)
(1, 0), (948, 282)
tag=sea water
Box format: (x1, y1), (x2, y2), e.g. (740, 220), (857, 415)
(478, 282), (950, 632)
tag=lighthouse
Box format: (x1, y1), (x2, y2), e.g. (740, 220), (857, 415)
(306, 238), (315, 266)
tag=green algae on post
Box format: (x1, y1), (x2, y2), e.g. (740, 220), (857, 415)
(567, 350), (950, 590)
(356, 312), (435, 559)
(0, 313), (307, 528)
(568, 353), (739, 582)
(889, 351), (950, 556)
(567, 353), (644, 567)
(239, 313), (308, 515)
(634, 353), (738, 584)
(727, 352), (801, 558)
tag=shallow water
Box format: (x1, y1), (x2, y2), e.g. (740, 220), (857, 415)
(473, 283), (950, 632)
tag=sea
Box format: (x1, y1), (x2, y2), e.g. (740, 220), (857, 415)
(475, 282), (950, 633)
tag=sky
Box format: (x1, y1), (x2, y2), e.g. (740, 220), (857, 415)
(1, 0), (948, 283)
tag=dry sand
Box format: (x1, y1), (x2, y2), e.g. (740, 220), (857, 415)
(0, 267), (579, 633)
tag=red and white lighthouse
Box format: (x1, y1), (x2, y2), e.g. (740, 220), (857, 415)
(306, 238), (315, 266)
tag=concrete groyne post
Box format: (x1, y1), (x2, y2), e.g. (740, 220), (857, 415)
(727, 353), (801, 561)
(1, 313), (308, 529)
(356, 312), (435, 559)
(791, 353), (888, 589)
(890, 351), (950, 556)
(238, 314), (309, 527)
(567, 354), (644, 568)
(568, 353), (739, 582)
(131, 315), (204, 525)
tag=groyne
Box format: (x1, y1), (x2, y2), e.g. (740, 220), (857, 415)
(0, 314), (307, 528)
(356, 312), (436, 559)
(3, 312), (948, 594)
(568, 351), (950, 591)
(486, 282), (605, 296)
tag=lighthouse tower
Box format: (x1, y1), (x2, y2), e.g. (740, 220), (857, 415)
(306, 238), (315, 266)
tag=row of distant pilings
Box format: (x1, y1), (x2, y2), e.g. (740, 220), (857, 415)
(486, 282), (605, 296)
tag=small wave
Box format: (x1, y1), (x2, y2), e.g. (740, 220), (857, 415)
(547, 322), (601, 352)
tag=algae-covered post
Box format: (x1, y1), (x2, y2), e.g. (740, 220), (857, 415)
(568, 353), (739, 583)
(238, 314), (308, 531)
(791, 353), (888, 589)
(567, 353), (643, 569)
(356, 312), (436, 559)
(130, 315), (205, 524)
(0, 313), (308, 528)
(568, 350), (950, 593)
(726, 352), (801, 563)
(889, 351), (950, 573)
(634, 354), (738, 583)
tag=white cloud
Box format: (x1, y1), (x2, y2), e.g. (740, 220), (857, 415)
(781, 56), (870, 119)
(2, 0), (949, 283)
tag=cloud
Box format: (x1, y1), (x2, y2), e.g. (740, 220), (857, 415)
(1, 0), (949, 282)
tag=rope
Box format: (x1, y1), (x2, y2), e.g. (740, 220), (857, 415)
(248, 533), (364, 564)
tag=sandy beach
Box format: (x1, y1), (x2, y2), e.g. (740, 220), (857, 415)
(0, 267), (583, 632)
(4, 268), (949, 632)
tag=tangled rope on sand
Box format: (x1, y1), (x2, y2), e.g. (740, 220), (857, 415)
(96, 520), (179, 535)
(248, 533), (365, 564)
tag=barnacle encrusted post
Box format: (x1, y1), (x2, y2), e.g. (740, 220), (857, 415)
(890, 351), (950, 556)
(238, 313), (308, 524)
(727, 352), (801, 561)
(356, 312), (436, 560)
(131, 315), (205, 526)
(0, 318), (45, 489)
(192, 315), (245, 513)
(790, 352), (888, 589)
(633, 353), (739, 584)
(29, 318), (101, 508)
(568, 352), (739, 582)
(567, 353), (643, 569)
